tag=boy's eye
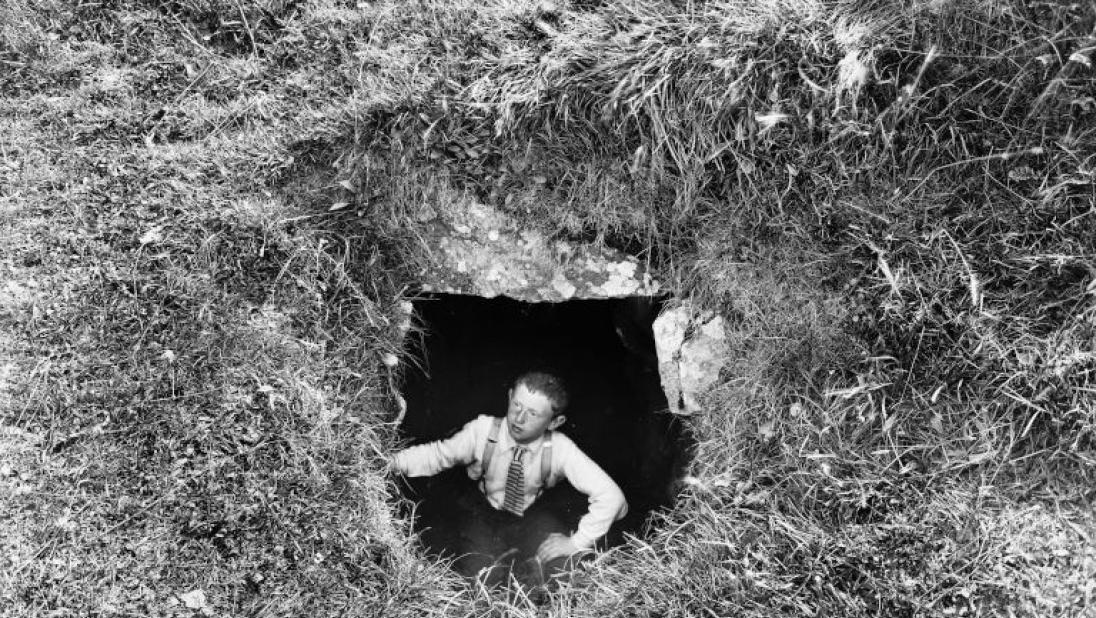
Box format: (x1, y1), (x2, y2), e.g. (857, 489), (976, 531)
(513, 405), (541, 418)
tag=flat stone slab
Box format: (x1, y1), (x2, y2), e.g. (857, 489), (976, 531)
(416, 200), (659, 301)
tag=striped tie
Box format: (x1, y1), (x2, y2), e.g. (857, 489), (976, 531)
(502, 446), (526, 515)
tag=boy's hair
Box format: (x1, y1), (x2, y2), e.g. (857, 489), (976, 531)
(513, 371), (569, 416)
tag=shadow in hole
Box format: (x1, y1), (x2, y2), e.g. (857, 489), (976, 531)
(397, 293), (693, 576)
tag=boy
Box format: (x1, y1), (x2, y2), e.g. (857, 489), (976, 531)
(391, 371), (627, 581)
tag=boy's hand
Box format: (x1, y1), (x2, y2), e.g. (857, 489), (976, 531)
(536, 533), (580, 563)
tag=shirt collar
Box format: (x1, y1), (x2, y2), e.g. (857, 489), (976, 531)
(499, 424), (545, 453)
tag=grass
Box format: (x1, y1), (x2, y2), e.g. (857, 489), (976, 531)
(2, 0), (1095, 616)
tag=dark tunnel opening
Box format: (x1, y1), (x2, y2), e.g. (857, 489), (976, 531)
(395, 293), (693, 567)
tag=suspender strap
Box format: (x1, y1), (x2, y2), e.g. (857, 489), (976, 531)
(479, 417), (553, 492)
(479, 416), (503, 482)
(540, 430), (553, 487)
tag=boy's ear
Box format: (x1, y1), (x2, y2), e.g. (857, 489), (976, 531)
(548, 414), (566, 431)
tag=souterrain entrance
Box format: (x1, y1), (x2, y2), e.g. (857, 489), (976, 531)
(396, 293), (692, 567)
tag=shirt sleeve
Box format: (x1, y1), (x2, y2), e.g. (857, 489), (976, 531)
(392, 417), (482, 477)
(557, 438), (628, 550)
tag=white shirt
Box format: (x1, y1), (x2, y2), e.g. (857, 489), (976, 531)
(393, 415), (628, 549)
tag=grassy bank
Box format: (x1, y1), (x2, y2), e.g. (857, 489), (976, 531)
(2, 0), (1094, 616)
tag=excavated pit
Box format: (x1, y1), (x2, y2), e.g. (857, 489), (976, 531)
(396, 293), (693, 562)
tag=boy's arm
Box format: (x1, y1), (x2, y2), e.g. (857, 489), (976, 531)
(555, 441), (628, 551)
(391, 417), (482, 477)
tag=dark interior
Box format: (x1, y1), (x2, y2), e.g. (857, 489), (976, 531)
(395, 293), (692, 561)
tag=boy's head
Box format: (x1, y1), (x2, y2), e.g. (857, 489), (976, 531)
(506, 371), (568, 444)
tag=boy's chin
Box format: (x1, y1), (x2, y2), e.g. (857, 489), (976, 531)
(508, 426), (538, 443)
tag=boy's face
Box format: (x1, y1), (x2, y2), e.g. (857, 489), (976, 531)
(506, 384), (565, 445)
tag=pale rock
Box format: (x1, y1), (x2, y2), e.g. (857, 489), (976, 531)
(393, 393), (408, 425)
(551, 272), (577, 299)
(654, 305), (727, 414)
(654, 308), (690, 413)
(179, 590), (208, 610)
(415, 200), (658, 302)
(396, 300), (414, 333)
(679, 315), (726, 413)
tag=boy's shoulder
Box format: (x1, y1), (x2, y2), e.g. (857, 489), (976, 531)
(439, 414), (498, 442)
(466, 414), (508, 438)
(546, 428), (580, 452)
(462, 414), (495, 432)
